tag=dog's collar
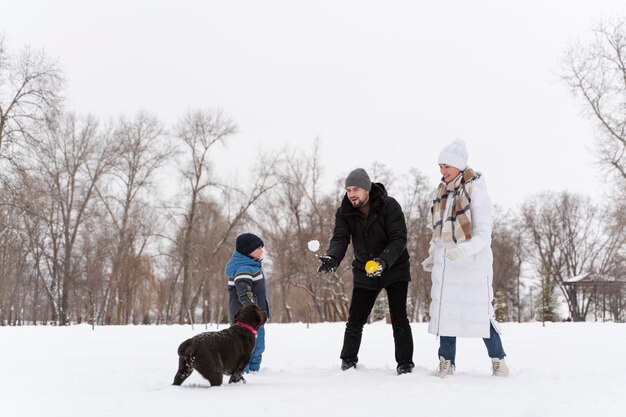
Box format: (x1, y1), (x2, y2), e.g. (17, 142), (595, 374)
(235, 321), (258, 337)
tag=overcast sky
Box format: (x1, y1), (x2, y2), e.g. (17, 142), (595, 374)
(1, 0), (624, 209)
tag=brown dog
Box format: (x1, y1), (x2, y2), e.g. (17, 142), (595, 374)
(172, 304), (267, 386)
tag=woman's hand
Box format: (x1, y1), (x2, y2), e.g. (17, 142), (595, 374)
(445, 248), (463, 261)
(421, 256), (434, 272)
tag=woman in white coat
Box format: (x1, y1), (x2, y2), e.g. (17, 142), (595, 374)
(421, 139), (509, 378)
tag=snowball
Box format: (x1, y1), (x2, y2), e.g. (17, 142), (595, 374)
(307, 240), (320, 252)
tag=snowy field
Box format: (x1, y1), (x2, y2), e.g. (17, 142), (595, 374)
(1, 321), (625, 417)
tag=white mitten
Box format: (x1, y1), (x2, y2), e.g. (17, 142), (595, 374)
(445, 248), (462, 261)
(421, 256), (434, 272)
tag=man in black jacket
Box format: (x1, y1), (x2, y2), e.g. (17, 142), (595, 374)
(317, 168), (414, 375)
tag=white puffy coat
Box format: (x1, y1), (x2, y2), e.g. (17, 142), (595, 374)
(427, 174), (499, 338)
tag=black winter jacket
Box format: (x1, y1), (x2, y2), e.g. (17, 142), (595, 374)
(326, 182), (411, 289)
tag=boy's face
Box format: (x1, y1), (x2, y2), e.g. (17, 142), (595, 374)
(249, 246), (264, 260)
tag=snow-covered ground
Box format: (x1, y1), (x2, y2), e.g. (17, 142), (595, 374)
(1, 321), (624, 417)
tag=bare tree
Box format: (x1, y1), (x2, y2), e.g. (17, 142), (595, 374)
(96, 111), (170, 324)
(258, 141), (349, 322)
(186, 200), (232, 323)
(0, 197), (31, 325)
(187, 153), (279, 321)
(172, 109), (236, 324)
(367, 161), (396, 190)
(402, 168), (433, 322)
(19, 113), (116, 324)
(0, 38), (63, 324)
(522, 194), (568, 322)
(491, 207), (524, 322)
(562, 18), (626, 188)
(522, 191), (625, 321)
(0, 37), (64, 160)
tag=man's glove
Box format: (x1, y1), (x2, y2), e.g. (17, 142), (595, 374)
(421, 256), (434, 272)
(317, 255), (338, 273)
(445, 247), (463, 261)
(365, 258), (386, 278)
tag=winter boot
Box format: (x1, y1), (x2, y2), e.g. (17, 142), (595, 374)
(341, 358), (357, 371)
(396, 361), (415, 375)
(491, 358), (509, 377)
(437, 356), (454, 378)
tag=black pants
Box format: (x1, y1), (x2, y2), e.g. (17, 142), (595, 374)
(340, 280), (414, 365)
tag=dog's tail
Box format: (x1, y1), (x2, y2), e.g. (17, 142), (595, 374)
(177, 338), (194, 356)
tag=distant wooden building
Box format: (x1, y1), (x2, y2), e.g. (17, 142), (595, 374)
(563, 272), (625, 322)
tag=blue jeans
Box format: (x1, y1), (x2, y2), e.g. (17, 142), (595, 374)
(245, 325), (265, 372)
(438, 323), (505, 365)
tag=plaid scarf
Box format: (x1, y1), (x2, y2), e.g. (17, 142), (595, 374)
(431, 167), (480, 244)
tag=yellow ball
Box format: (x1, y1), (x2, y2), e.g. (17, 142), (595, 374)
(365, 260), (380, 275)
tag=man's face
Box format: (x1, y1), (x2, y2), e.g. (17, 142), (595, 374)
(346, 186), (369, 208)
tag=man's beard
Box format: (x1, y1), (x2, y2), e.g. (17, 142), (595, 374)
(350, 196), (368, 208)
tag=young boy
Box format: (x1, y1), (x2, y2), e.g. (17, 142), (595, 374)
(225, 233), (270, 372)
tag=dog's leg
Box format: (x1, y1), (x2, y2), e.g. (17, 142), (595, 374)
(228, 373), (246, 384)
(172, 356), (194, 386)
(228, 360), (247, 384)
(207, 372), (224, 387)
(195, 357), (224, 387)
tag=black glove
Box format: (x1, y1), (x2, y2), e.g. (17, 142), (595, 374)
(317, 255), (338, 273)
(365, 258), (386, 278)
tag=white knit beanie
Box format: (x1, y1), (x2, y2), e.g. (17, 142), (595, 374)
(438, 138), (468, 170)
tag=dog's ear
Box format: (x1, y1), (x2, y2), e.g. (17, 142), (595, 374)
(234, 309), (241, 323)
(256, 309), (267, 328)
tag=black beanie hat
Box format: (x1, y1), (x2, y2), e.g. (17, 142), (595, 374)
(345, 168), (372, 191)
(236, 233), (264, 255)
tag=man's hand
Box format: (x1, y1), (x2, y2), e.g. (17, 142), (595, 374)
(421, 256), (434, 272)
(445, 248), (463, 261)
(365, 258), (386, 278)
(317, 255), (338, 273)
